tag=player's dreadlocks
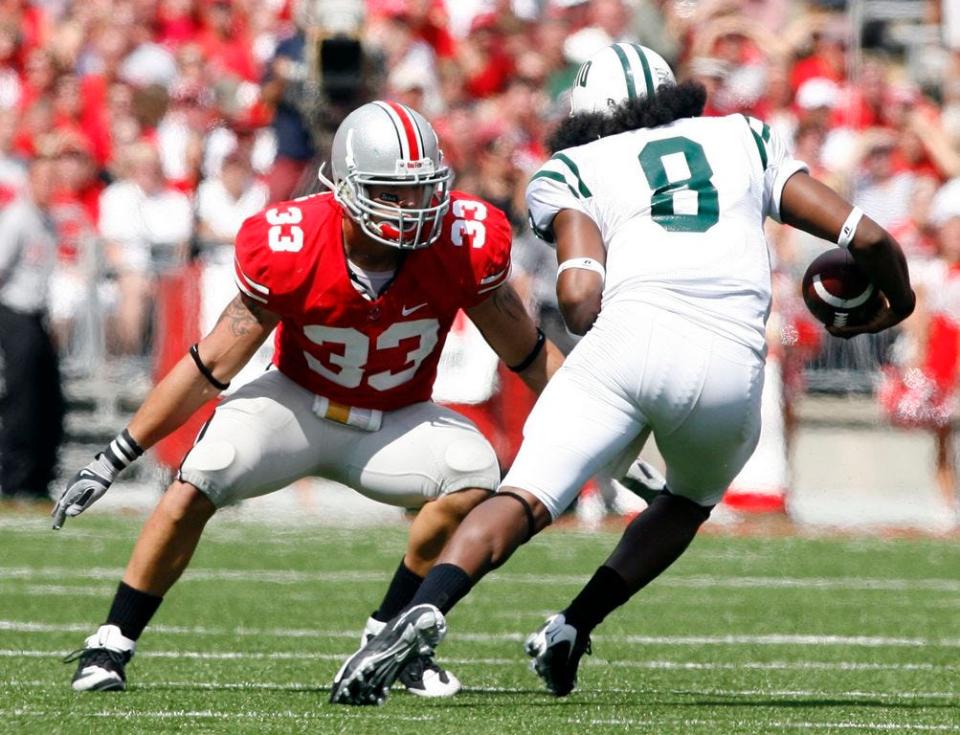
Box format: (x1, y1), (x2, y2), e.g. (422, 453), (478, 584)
(547, 81), (708, 154)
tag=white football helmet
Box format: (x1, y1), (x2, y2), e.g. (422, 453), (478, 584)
(318, 100), (453, 249)
(569, 43), (676, 115)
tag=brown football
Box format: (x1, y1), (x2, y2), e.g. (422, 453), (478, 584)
(801, 249), (882, 328)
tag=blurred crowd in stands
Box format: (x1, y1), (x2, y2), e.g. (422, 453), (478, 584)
(2, 0), (960, 508)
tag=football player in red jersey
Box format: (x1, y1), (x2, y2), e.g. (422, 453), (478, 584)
(52, 101), (563, 696)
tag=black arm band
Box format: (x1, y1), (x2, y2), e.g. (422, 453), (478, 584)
(496, 491), (537, 543)
(507, 327), (546, 373)
(189, 344), (230, 391)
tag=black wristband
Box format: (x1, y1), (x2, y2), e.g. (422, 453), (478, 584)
(189, 344), (231, 391)
(507, 327), (546, 373)
(103, 428), (145, 472)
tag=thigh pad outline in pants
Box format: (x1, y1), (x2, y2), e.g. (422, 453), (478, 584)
(180, 374), (500, 510)
(337, 401), (501, 509)
(178, 370), (328, 507)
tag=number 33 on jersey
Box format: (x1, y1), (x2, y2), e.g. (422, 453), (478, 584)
(233, 190), (512, 411)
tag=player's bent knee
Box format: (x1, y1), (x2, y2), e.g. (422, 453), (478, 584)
(158, 480), (217, 526)
(653, 491), (714, 524)
(433, 487), (493, 519)
(458, 493), (546, 567)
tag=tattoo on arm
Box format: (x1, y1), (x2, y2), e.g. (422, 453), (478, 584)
(218, 295), (271, 337)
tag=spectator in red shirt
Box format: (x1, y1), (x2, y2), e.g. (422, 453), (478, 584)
(886, 89), (960, 183)
(833, 56), (887, 130)
(197, 0), (258, 83)
(79, 23), (132, 119)
(788, 14), (846, 92)
(14, 95), (56, 159)
(387, 0), (456, 60)
(458, 13), (515, 99)
(889, 175), (940, 263)
(156, 0), (202, 49)
(0, 0), (48, 68)
(0, 21), (22, 111)
(18, 47), (57, 113)
(52, 73), (110, 166)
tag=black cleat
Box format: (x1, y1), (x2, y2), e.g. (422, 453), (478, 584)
(330, 604), (447, 706)
(361, 616), (461, 697)
(524, 613), (591, 696)
(64, 624), (135, 691)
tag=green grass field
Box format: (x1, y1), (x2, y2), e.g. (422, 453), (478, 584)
(1, 510), (958, 734)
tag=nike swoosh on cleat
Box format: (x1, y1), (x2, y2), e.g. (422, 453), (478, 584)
(401, 303), (428, 316)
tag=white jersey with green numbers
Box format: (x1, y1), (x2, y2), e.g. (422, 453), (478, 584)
(526, 113), (808, 357)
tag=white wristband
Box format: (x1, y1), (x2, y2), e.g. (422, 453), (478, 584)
(837, 206), (864, 249)
(557, 257), (605, 282)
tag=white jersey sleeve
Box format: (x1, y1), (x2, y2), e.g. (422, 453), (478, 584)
(743, 116), (808, 223)
(525, 153), (595, 245)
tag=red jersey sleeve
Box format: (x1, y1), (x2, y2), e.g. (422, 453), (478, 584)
(446, 192), (513, 308)
(233, 204), (310, 317)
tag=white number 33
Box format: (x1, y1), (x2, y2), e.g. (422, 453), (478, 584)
(450, 200), (487, 248)
(266, 206), (304, 252)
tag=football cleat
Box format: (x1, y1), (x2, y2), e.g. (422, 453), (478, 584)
(524, 612), (591, 697)
(396, 652), (461, 697)
(330, 604), (447, 706)
(362, 616), (461, 698)
(64, 624), (135, 692)
(619, 459), (667, 504)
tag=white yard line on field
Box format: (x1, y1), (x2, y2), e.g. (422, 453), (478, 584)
(577, 719), (960, 732)
(1, 565), (959, 592)
(2, 620), (960, 647)
(4, 708), (957, 732)
(1, 707), (435, 722)
(3, 681), (958, 703)
(3, 649), (960, 674)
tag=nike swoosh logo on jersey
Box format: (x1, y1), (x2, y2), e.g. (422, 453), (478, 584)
(401, 303), (428, 316)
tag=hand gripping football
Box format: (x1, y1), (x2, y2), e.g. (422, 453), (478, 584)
(801, 248), (882, 328)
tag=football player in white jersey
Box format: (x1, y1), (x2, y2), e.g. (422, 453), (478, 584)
(329, 44), (915, 705)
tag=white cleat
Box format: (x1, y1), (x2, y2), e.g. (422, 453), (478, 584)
(524, 613), (591, 697)
(64, 624), (136, 692)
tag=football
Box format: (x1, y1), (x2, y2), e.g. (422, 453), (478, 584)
(801, 248), (882, 328)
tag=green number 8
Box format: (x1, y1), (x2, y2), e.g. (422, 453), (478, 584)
(637, 137), (719, 233)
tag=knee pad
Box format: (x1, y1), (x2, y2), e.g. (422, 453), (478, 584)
(438, 437), (500, 495)
(178, 440), (241, 507)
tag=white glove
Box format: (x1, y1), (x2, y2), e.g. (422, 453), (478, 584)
(51, 454), (118, 530)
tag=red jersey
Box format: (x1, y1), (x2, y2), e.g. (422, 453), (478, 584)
(234, 191), (512, 411)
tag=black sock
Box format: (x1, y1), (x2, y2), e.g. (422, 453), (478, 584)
(562, 565), (630, 634)
(563, 492), (711, 636)
(408, 563), (473, 614)
(373, 560), (424, 622)
(106, 582), (163, 641)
